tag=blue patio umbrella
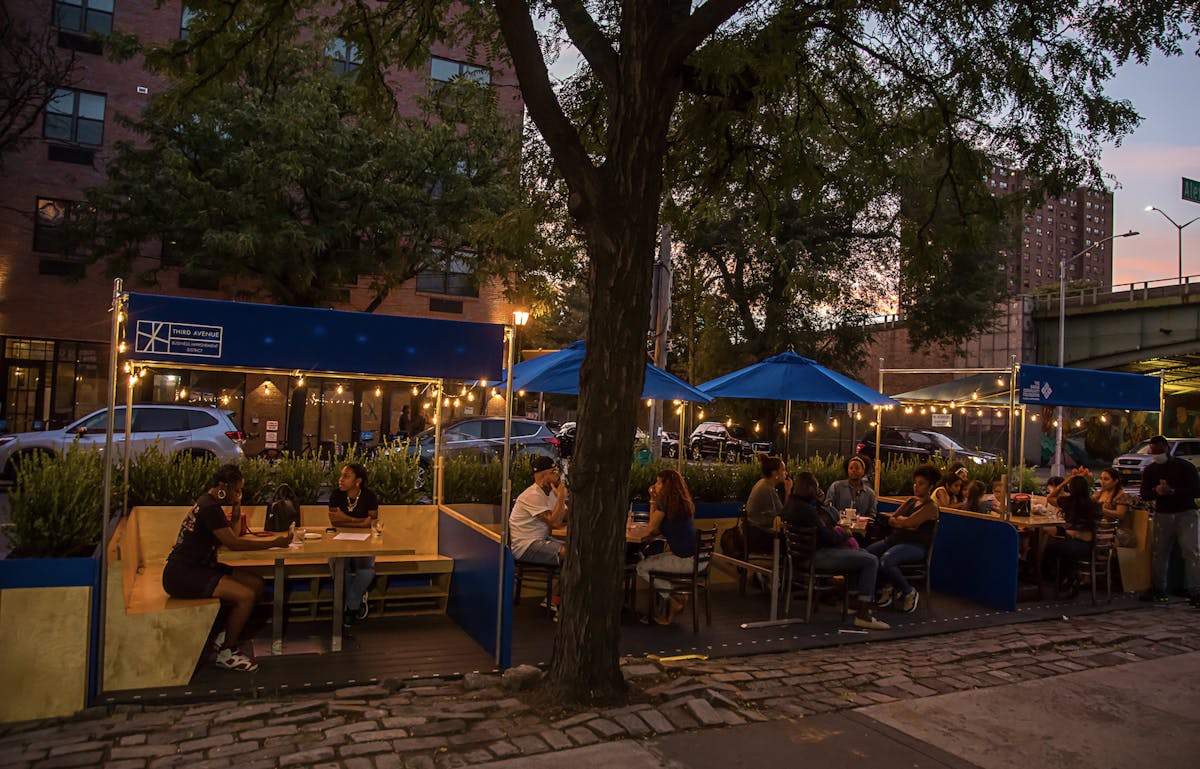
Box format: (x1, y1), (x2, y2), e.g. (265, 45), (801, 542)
(697, 351), (897, 460)
(697, 351), (896, 406)
(492, 340), (712, 403)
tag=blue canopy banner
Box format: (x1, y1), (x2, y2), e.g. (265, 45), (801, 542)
(1018, 364), (1160, 412)
(124, 293), (505, 382)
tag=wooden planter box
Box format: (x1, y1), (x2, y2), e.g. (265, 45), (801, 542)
(0, 553), (99, 722)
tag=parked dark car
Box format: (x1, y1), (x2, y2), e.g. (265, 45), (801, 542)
(556, 421), (577, 458)
(688, 421), (772, 462)
(408, 417), (559, 464)
(855, 427), (998, 466)
(661, 431), (680, 458)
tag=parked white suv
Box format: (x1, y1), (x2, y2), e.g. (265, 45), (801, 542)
(0, 405), (244, 479)
(1112, 437), (1200, 486)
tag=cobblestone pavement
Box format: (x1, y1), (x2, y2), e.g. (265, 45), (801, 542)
(2, 606), (1198, 769)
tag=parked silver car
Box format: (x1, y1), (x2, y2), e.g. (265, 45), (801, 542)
(1112, 437), (1200, 485)
(0, 405), (244, 479)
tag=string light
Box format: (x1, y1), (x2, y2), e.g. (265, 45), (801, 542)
(118, 342), (126, 353)
(179, 388), (187, 399)
(123, 362), (131, 373)
(754, 423), (761, 433)
(807, 423), (815, 433)
(412, 385), (420, 396)
(1074, 419), (1083, 428)
(453, 398), (461, 408)
(831, 418), (839, 428)
(336, 384), (344, 395)
(976, 409), (983, 416)
(422, 402), (431, 409)
(1099, 414), (1108, 423)
(297, 375), (305, 386)
(1031, 414), (1038, 422)
(518, 390), (526, 397)
(726, 418), (733, 427)
(646, 399), (653, 407)
(698, 410), (705, 419)
(443, 397), (451, 406)
(467, 392), (475, 402)
(374, 386), (381, 396)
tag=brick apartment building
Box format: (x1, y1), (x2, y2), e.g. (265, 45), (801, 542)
(988, 164), (1115, 294)
(0, 1), (523, 454)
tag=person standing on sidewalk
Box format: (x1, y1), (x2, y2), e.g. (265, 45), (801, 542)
(1139, 435), (1200, 607)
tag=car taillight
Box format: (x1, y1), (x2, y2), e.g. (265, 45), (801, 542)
(546, 437), (560, 446)
(855, 442), (865, 454)
(225, 431), (244, 442)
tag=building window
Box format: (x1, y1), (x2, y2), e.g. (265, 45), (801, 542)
(430, 56), (491, 85)
(416, 254), (479, 298)
(53, 0), (113, 35)
(33, 198), (77, 253)
(326, 37), (362, 74)
(43, 88), (105, 146)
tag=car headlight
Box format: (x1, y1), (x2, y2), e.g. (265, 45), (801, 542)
(971, 456), (986, 465)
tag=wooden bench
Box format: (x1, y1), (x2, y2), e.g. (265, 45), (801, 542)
(104, 509), (220, 692)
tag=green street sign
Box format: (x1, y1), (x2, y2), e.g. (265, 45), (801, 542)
(1185, 177), (1200, 204)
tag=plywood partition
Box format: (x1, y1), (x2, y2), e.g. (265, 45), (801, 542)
(104, 512), (219, 692)
(0, 586), (91, 722)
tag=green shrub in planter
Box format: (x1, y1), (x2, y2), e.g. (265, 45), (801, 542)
(441, 454), (536, 505)
(6, 448), (106, 557)
(237, 456), (276, 504)
(877, 456), (931, 496)
(269, 453), (325, 503)
(792, 453), (845, 494)
(679, 461), (759, 503)
(126, 444), (218, 506)
(364, 441), (422, 505)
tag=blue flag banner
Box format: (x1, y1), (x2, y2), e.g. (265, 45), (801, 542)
(124, 293), (504, 381)
(1018, 364), (1160, 411)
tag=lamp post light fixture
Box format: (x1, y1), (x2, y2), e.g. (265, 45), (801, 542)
(1145, 206), (1200, 285)
(1052, 229), (1139, 476)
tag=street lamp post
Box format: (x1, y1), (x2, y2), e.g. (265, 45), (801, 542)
(1053, 230), (1139, 476)
(1145, 206), (1200, 285)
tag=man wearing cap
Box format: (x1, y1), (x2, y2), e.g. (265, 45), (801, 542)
(1140, 435), (1200, 607)
(509, 455), (569, 564)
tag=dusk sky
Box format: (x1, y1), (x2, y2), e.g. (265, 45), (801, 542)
(1102, 50), (1200, 286)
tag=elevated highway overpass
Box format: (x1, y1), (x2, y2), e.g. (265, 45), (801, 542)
(1033, 276), (1200, 394)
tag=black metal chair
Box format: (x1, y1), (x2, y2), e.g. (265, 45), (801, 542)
(514, 561), (560, 618)
(645, 528), (716, 633)
(1057, 520), (1119, 604)
(896, 522), (937, 612)
(732, 505), (779, 595)
(780, 521), (850, 622)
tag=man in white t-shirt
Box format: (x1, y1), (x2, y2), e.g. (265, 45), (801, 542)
(509, 455), (569, 564)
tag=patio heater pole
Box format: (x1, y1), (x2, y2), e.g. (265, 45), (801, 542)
(677, 404), (685, 473)
(433, 381), (444, 506)
(123, 369), (135, 516)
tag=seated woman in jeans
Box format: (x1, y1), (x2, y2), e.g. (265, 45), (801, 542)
(869, 463), (941, 613)
(1042, 475), (1100, 595)
(780, 472), (890, 631)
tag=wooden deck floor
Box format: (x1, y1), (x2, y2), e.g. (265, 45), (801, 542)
(99, 582), (1139, 706)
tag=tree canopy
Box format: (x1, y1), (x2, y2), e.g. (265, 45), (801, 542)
(73, 15), (529, 310)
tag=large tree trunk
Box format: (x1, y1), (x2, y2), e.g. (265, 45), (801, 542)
(543, 56), (679, 710)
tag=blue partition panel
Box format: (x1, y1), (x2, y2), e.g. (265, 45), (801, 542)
(930, 512), (1020, 611)
(439, 511), (511, 668)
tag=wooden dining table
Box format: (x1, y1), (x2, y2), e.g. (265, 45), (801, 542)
(222, 529), (416, 654)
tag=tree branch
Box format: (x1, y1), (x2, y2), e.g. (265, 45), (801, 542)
(665, 0), (749, 70)
(548, 0), (618, 92)
(493, 0), (600, 216)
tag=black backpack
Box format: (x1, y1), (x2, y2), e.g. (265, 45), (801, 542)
(264, 483), (301, 532)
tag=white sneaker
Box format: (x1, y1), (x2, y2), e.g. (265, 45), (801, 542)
(210, 630), (226, 653)
(214, 646), (259, 673)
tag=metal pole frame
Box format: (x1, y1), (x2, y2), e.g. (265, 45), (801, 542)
(495, 325), (517, 665)
(96, 279), (124, 701)
(874, 358), (884, 496)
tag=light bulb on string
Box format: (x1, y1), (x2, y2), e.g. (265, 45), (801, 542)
(178, 388), (187, 399)
(336, 384), (344, 395)
(412, 385), (419, 396)
(467, 393), (475, 402)
(375, 386), (382, 397)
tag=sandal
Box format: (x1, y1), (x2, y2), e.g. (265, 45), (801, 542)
(214, 646), (259, 672)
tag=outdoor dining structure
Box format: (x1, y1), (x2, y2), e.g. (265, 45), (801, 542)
(878, 361), (1164, 610)
(88, 280), (525, 707)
